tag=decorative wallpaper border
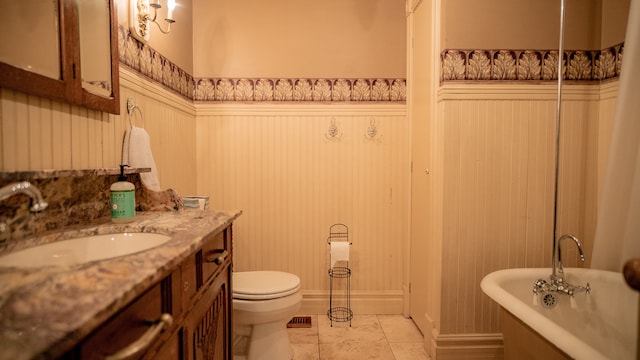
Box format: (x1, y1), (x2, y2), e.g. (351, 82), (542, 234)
(192, 78), (407, 102)
(441, 43), (624, 82)
(118, 26), (195, 99)
(119, 25), (624, 99)
(118, 26), (406, 103)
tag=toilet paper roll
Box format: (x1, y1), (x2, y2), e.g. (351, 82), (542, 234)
(330, 242), (350, 268)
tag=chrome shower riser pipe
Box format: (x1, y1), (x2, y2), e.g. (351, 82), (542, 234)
(551, 0), (566, 281)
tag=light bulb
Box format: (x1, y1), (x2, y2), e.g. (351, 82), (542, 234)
(166, 0), (176, 20)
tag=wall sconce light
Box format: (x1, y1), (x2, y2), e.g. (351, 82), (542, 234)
(130, 0), (176, 43)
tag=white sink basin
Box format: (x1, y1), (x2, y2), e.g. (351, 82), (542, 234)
(0, 232), (172, 268)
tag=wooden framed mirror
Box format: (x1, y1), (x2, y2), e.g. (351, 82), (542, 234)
(0, 0), (120, 114)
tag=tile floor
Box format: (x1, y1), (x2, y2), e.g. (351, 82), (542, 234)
(287, 314), (430, 360)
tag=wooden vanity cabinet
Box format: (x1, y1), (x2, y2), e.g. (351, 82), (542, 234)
(182, 263), (231, 360)
(66, 226), (233, 360)
(183, 229), (231, 360)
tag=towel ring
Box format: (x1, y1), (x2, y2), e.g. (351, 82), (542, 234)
(126, 98), (145, 129)
(122, 97), (147, 165)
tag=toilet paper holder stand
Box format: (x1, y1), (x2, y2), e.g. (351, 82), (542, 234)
(327, 223), (353, 326)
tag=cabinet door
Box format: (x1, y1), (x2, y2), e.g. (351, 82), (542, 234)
(183, 267), (231, 360)
(181, 254), (198, 308)
(148, 329), (183, 360)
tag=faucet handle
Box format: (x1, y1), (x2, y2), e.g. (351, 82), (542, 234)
(30, 200), (48, 212)
(533, 278), (552, 294)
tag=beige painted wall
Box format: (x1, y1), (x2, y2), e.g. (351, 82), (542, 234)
(192, 0), (407, 78)
(601, 0), (631, 46)
(442, 0), (602, 50)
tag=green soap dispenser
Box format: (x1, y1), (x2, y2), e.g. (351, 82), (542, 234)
(110, 164), (136, 223)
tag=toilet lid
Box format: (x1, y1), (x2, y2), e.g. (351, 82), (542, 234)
(233, 271), (301, 300)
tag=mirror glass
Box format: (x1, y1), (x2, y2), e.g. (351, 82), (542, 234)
(78, 0), (113, 97)
(0, 0), (60, 80)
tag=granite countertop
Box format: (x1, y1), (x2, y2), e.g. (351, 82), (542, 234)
(0, 209), (242, 360)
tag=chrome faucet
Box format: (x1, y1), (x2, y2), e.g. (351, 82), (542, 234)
(0, 182), (48, 212)
(0, 181), (48, 242)
(533, 233), (590, 307)
(552, 234), (585, 284)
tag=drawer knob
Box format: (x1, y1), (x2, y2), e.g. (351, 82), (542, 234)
(206, 250), (229, 265)
(105, 313), (173, 360)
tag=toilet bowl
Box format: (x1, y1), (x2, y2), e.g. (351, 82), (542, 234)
(233, 271), (302, 360)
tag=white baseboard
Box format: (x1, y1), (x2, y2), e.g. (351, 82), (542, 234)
(298, 290), (404, 315)
(432, 331), (504, 360)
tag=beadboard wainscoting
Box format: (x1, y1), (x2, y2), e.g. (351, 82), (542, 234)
(427, 82), (616, 359)
(195, 103), (410, 314)
(0, 67), (198, 196)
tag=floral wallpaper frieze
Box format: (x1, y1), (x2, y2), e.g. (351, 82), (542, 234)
(193, 77), (406, 102)
(118, 26), (406, 103)
(119, 26), (195, 99)
(441, 43), (624, 83)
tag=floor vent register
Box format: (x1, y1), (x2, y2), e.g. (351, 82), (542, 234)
(286, 316), (312, 328)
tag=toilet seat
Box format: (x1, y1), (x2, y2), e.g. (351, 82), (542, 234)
(233, 271), (301, 300)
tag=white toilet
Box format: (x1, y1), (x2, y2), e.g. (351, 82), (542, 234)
(233, 271), (302, 360)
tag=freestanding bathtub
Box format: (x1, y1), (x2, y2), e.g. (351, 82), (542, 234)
(481, 267), (638, 360)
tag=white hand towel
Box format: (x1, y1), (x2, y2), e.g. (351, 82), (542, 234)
(122, 126), (161, 191)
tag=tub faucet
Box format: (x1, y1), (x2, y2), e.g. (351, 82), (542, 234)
(552, 234), (585, 284)
(533, 234), (590, 306)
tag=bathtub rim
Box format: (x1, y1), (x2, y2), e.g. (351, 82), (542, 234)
(480, 267), (620, 360)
